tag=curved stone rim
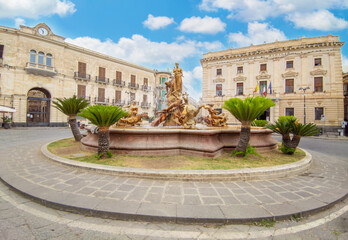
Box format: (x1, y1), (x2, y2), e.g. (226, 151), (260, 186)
(41, 139), (312, 181)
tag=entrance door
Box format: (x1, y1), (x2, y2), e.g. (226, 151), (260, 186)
(27, 88), (51, 126)
(257, 108), (270, 121)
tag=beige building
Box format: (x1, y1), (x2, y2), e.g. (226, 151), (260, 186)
(0, 23), (158, 126)
(201, 35), (345, 131)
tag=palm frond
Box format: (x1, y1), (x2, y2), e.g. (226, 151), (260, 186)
(78, 105), (128, 127)
(223, 96), (275, 125)
(52, 96), (89, 116)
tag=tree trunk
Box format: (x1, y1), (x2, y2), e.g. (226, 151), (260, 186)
(98, 127), (110, 158)
(282, 133), (292, 148)
(236, 125), (251, 157)
(282, 134), (301, 149)
(68, 116), (82, 142)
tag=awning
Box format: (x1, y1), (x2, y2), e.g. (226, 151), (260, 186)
(0, 105), (16, 113)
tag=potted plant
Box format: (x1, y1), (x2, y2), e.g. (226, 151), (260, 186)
(2, 116), (12, 129)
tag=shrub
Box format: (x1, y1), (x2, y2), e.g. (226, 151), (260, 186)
(251, 120), (268, 127)
(279, 145), (296, 154)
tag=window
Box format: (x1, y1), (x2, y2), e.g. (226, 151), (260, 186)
(99, 67), (106, 81)
(314, 58), (322, 66)
(260, 64), (267, 71)
(216, 84), (222, 96)
(144, 78), (148, 86)
(216, 68), (222, 75)
(115, 90), (121, 102)
(30, 50), (36, 64)
(130, 92), (136, 101)
(286, 61), (293, 69)
(78, 62), (87, 78)
(116, 71), (122, 83)
(315, 107), (324, 120)
(143, 94), (147, 103)
(215, 108), (222, 114)
(285, 79), (294, 93)
(77, 85), (86, 98)
(0, 45), (4, 59)
(285, 108), (294, 116)
(237, 66), (243, 74)
(98, 88), (105, 102)
(237, 83), (243, 95)
(46, 54), (52, 67)
(259, 81), (267, 95)
(314, 77), (323, 92)
(38, 52), (44, 65)
(131, 75), (136, 86)
(160, 77), (167, 85)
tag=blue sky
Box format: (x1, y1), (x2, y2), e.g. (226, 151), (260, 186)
(1, 0), (348, 100)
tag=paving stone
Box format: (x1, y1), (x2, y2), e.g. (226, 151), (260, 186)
(198, 187), (218, 196)
(220, 204), (272, 219)
(183, 195), (201, 205)
(202, 197), (224, 205)
(137, 203), (176, 218)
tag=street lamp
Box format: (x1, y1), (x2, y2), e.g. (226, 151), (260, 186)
(298, 87), (310, 124)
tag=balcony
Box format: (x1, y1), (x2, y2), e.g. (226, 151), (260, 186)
(141, 102), (151, 109)
(112, 99), (125, 106)
(128, 83), (139, 90)
(94, 97), (109, 105)
(74, 72), (91, 81)
(76, 96), (91, 102)
(127, 101), (139, 106)
(113, 79), (125, 87)
(95, 76), (110, 84)
(25, 62), (57, 77)
(142, 85), (151, 91)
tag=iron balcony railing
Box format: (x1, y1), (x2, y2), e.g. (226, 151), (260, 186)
(113, 79), (125, 87)
(74, 72), (91, 81)
(141, 102), (151, 109)
(95, 76), (110, 84)
(112, 99), (125, 106)
(74, 95), (91, 102)
(141, 85), (151, 91)
(128, 83), (139, 89)
(127, 101), (139, 106)
(94, 97), (109, 104)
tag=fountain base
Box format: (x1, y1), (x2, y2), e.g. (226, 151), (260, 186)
(81, 127), (277, 158)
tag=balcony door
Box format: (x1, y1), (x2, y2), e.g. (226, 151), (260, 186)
(27, 88), (51, 126)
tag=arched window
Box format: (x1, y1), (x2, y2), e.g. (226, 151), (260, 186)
(46, 53), (52, 67)
(38, 52), (44, 65)
(29, 50), (36, 64)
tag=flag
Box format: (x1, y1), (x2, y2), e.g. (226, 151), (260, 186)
(268, 82), (272, 94)
(263, 86), (267, 96)
(254, 82), (259, 93)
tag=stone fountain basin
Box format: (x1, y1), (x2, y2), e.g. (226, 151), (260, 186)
(81, 126), (277, 158)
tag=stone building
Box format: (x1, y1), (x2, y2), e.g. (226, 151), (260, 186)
(201, 35), (345, 131)
(154, 71), (172, 113)
(0, 23), (157, 127)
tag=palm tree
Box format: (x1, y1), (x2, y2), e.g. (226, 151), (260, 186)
(267, 117), (320, 153)
(223, 96), (275, 156)
(78, 105), (128, 158)
(52, 96), (89, 141)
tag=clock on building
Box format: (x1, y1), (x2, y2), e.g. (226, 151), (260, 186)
(38, 27), (48, 36)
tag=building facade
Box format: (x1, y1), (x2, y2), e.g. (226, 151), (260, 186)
(201, 35), (345, 130)
(0, 23), (158, 126)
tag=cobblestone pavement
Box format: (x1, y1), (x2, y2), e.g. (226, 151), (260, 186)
(0, 128), (347, 239)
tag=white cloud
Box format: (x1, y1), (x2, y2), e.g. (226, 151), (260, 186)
(228, 22), (287, 47)
(143, 14), (174, 30)
(288, 10), (348, 31)
(179, 16), (226, 34)
(183, 66), (203, 101)
(199, 0), (348, 30)
(14, 18), (25, 28)
(343, 55), (348, 73)
(65, 35), (223, 66)
(0, 0), (76, 18)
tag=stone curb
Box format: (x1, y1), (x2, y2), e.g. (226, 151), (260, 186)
(41, 141), (312, 181)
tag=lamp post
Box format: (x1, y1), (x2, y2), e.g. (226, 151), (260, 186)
(298, 87), (310, 124)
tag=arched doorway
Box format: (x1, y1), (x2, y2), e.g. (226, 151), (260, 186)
(27, 88), (51, 126)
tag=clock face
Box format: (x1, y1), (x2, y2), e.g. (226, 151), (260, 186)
(38, 27), (48, 36)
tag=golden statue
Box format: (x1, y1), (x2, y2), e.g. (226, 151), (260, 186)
(203, 104), (227, 127)
(177, 93), (204, 129)
(172, 62), (183, 98)
(116, 101), (149, 126)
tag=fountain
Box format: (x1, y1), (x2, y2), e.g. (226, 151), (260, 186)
(81, 63), (277, 157)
